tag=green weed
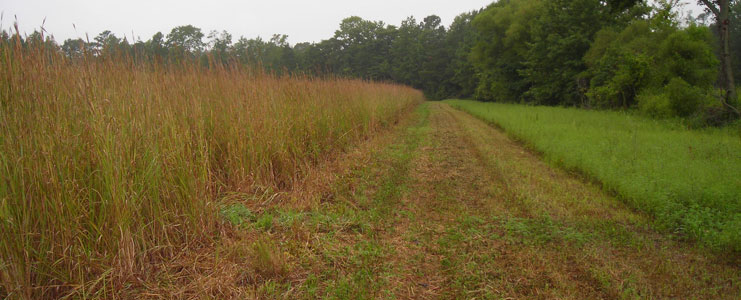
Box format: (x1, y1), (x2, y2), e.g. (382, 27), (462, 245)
(221, 204), (255, 227)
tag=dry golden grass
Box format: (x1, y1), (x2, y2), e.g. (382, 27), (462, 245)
(0, 38), (422, 298)
(130, 106), (422, 299)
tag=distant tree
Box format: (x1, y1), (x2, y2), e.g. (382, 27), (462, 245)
(166, 25), (205, 60)
(418, 15), (451, 99)
(25, 31), (44, 45)
(227, 34), (294, 71)
(147, 32), (168, 60)
(269, 34), (289, 47)
(24, 30), (59, 53)
(470, 0), (543, 102)
(268, 34), (296, 72)
(231, 36), (251, 64)
(305, 38), (344, 74)
(523, 0), (619, 105)
(93, 30), (120, 54)
(131, 38), (149, 62)
(390, 17), (424, 86)
(445, 10), (480, 98)
(333, 16), (394, 79)
(119, 37), (133, 56)
(62, 38), (88, 58)
(208, 30), (232, 64)
(244, 37), (269, 65)
(522, 0), (645, 105)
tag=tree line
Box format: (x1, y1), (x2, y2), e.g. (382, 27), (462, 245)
(470, 0), (740, 125)
(4, 0), (740, 126)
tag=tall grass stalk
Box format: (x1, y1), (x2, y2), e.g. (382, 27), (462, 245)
(0, 38), (422, 298)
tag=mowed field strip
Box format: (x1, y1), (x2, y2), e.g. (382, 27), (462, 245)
(153, 102), (739, 298)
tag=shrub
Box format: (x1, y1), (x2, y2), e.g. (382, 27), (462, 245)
(693, 90), (740, 127)
(221, 204), (255, 227)
(696, 104), (737, 127)
(585, 22), (656, 109)
(664, 77), (704, 117)
(584, 21), (718, 119)
(637, 90), (673, 118)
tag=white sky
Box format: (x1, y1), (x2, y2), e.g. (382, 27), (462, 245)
(1, 0), (494, 44)
(1, 0), (709, 45)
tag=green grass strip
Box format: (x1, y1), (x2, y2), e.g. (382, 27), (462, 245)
(445, 99), (741, 253)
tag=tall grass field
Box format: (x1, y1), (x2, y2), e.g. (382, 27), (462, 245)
(446, 100), (741, 253)
(0, 40), (422, 298)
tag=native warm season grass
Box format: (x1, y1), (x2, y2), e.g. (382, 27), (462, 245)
(446, 99), (741, 253)
(0, 41), (422, 298)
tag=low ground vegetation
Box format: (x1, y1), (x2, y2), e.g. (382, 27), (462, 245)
(447, 99), (741, 253)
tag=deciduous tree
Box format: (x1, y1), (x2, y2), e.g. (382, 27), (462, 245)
(699, 0), (740, 115)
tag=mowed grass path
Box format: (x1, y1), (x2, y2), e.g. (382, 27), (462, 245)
(163, 103), (738, 298)
(446, 99), (741, 253)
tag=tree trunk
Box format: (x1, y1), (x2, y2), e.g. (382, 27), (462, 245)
(719, 0), (739, 114)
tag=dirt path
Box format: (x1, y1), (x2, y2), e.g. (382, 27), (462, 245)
(146, 102), (739, 299)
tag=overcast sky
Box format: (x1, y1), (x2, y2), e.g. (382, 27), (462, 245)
(2, 0), (496, 44)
